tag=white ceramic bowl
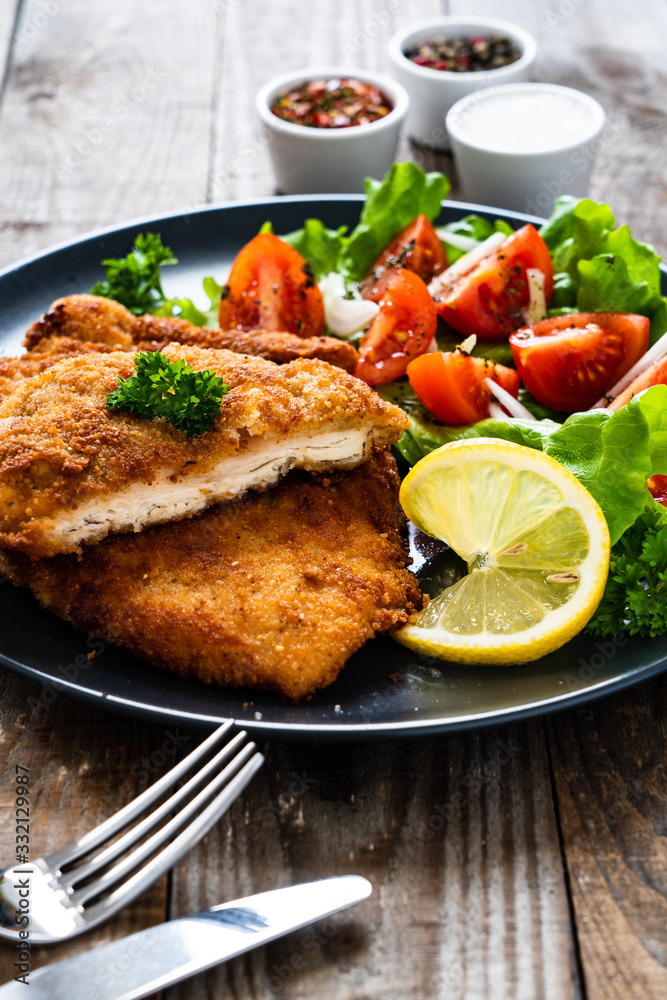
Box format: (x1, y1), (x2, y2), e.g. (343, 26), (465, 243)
(256, 67), (409, 194)
(446, 82), (607, 215)
(388, 16), (536, 151)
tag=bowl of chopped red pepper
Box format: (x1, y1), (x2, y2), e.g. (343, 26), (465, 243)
(256, 67), (409, 194)
(388, 16), (536, 151)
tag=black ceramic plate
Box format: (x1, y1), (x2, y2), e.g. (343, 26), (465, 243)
(1, 196), (666, 740)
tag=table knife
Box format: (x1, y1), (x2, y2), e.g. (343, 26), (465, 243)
(0, 876), (371, 1000)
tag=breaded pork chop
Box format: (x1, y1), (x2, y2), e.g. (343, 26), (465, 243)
(25, 294), (359, 372)
(0, 345), (408, 558)
(0, 451), (421, 701)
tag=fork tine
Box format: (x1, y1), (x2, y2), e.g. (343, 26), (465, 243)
(44, 720), (235, 871)
(70, 742), (260, 906)
(61, 731), (248, 886)
(79, 750), (265, 929)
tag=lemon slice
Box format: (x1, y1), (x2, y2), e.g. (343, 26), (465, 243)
(396, 438), (610, 664)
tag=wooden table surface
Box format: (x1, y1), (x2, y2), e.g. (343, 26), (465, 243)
(1, 1), (666, 997)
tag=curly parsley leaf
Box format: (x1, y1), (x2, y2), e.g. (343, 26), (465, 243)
(91, 233), (177, 315)
(107, 352), (229, 436)
(91, 233), (213, 326)
(587, 504), (667, 637)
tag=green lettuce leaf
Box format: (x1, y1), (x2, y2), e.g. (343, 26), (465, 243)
(540, 196), (667, 343)
(393, 384), (667, 545)
(283, 219), (348, 279)
(339, 162), (450, 281)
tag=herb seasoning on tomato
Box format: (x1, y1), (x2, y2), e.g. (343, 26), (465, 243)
(271, 77), (392, 128)
(404, 35), (521, 72)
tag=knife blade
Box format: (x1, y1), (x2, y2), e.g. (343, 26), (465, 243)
(0, 876), (371, 1000)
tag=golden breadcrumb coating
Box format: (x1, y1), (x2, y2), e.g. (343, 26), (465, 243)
(0, 450), (422, 701)
(0, 345), (408, 557)
(0, 341), (118, 403)
(25, 294), (359, 372)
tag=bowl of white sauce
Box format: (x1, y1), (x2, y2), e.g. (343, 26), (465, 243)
(446, 82), (606, 214)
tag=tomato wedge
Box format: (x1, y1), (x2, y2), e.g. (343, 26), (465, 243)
(434, 225), (554, 339)
(407, 351), (520, 425)
(218, 232), (324, 337)
(509, 312), (649, 413)
(360, 214), (449, 294)
(648, 475), (667, 507)
(354, 268), (437, 386)
(608, 354), (667, 410)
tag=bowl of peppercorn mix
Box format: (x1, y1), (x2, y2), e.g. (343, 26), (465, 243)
(388, 16), (536, 151)
(256, 66), (409, 194)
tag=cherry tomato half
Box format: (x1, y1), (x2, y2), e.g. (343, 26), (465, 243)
(434, 225), (554, 340)
(407, 351), (520, 425)
(648, 475), (667, 507)
(608, 355), (667, 410)
(218, 232), (324, 337)
(509, 312), (650, 413)
(360, 214), (449, 295)
(354, 268), (437, 386)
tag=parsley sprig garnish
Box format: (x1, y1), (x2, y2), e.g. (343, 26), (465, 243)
(587, 504), (667, 637)
(91, 234), (177, 316)
(90, 233), (218, 325)
(107, 352), (229, 437)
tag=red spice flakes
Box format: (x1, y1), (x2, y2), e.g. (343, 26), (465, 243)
(271, 77), (392, 129)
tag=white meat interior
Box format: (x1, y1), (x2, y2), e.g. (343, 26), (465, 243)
(50, 428), (372, 547)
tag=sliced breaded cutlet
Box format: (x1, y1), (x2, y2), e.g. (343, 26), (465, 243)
(0, 450), (422, 701)
(0, 344), (408, 557)
(25, 293), (359, 372)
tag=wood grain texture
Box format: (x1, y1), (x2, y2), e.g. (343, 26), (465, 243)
(547, 674), (667, 999)
(0, 667), (173, 984)
(0, 0), (19, 97)
(165, 726), (579, 1000)
(0, 0), (218, 269)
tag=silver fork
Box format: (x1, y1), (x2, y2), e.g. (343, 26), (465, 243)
(0, 720), (263, 944)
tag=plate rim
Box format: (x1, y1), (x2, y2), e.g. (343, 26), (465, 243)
(1, 194), (665, 739)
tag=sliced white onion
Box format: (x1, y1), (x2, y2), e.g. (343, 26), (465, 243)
(488, 402), (507, 420)
(589, 329), (667, 409)
(435, 228), (480, 252)
(521, 268), (547, 325)
(426, 336), (439, 353)
(428, 231), (507, 297)
(318, 272), (379, 338)
(484, 377), (536, 420)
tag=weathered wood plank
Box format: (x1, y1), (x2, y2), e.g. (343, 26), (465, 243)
(0, 668), (174, 984)
(0, 0), (218, 269)
(547, 675), (667, 999)
(166, 725), (579, 1000)
(0, 0), (19, 96)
